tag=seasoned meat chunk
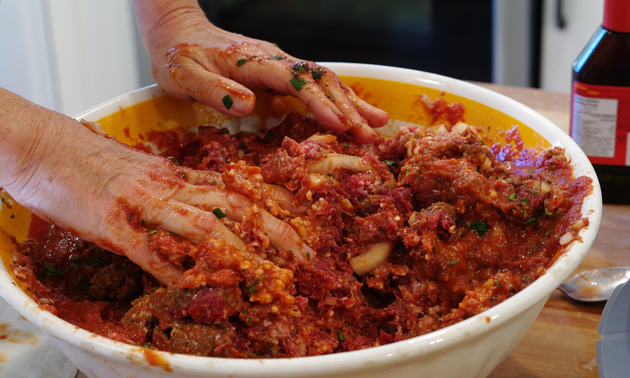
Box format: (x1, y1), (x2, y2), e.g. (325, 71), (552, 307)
(90, 258), (143, 301)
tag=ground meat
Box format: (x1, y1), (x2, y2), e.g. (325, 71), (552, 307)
(12, 111), (593, 359)
(89, 259), (143, 301)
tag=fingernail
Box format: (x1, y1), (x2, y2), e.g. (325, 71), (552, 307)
(223, 93), (255, 116)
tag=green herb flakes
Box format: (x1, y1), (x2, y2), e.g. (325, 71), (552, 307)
(236, 58), (248, 66)
(290, 77), (307, 91)
(213, 208), (227, 219)
(524, 217), (537, 226)
(222, 94), (233, 109)
(337, 331), (346, 342)
(40, 264), (65, 279)
(470, 220), (490, 236)
(384, 160), (398, 168)
(312, 67), (323, 80)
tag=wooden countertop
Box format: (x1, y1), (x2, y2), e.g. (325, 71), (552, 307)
(76, 84), (628, 378)
(476, 83), (630, 378)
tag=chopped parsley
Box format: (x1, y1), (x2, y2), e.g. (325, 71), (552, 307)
(312, 67), (323, 80)
(222, 94), (233, 109)
(470, 220), (490, 236)
(39, 264), (65, 279)
(247, 278), (260, 294)
(148, 229), (157, 236)
(271, 55), (283, 60)
(212, 208), (227, 219)
(448, 259), (458, 266)
(509, 192), (516, 201)
(383, 160), (398, 168)
(524, 217), (537, 226)
(236, 58), (248, 66)
(291, 62), (307, 75)
(337, 331), (346, 342)
(290, 77), (307, 91)
(170, 156), (179, 165)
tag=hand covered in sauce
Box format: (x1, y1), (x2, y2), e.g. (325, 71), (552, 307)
(0, 88), (314, 284)
(132, 0), (388, 143)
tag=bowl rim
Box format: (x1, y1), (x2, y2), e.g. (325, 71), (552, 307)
(0, 62), (602, 376)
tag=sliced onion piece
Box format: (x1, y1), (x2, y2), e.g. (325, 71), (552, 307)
(308, 154), (372, 174)
(349, 241), (395, 276)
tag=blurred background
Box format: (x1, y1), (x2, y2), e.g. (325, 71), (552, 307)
(0, 0), (603, 117)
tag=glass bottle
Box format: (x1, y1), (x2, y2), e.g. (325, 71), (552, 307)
(571, 0), (630, 204)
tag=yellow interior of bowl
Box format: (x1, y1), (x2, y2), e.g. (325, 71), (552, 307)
(0, 76), (549, 292)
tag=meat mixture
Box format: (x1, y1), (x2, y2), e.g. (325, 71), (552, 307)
(10, 109), (592, 358)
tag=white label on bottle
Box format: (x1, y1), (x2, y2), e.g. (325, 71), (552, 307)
(571, 94), (618, 158)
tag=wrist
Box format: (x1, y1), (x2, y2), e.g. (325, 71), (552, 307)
(133, 0), (212, 54)
(0, 88), (75, 198)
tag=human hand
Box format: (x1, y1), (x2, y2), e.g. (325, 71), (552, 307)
(132, 0), (388, 143)
(0, 89), (314, 284)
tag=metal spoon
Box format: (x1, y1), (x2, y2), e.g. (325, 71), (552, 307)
(558, 267), (630, 302)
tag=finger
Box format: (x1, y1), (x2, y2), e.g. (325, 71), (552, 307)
(230, 57), (350, 131)
(163, 55), (257, 117)
(180, 167), (224, 187)
(343, 83), (389, 128)
(313, 73), (378, 143)
(145, 198), (246, 249)
(262, 184), (309, 215)
(97, 221), (185, 285)
(174, 185), (315, 263)
(259, 209), (316, 264)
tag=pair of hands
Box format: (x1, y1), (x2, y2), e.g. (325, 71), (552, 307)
(1, 0), (388, 285)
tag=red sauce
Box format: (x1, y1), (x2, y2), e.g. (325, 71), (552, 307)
(11, 109), (592, 359)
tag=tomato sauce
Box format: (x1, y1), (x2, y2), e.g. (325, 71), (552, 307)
(11, 107), (592, 358)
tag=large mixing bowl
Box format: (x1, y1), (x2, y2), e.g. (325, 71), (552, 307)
(0, 63), (602, 378)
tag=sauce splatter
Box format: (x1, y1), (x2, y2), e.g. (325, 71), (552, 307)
(142, 348), (172, 372)
(0, 323), (39, 345)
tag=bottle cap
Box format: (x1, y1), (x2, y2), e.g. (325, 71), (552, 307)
(604, 0), (630, 33)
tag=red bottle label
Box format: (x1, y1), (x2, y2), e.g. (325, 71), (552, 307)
(571, 81), (630, 166)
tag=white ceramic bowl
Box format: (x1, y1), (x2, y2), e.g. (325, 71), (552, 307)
(0, 63), (602, 378)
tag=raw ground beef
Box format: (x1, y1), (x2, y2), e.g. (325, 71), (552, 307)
(11, 111), (592, 358)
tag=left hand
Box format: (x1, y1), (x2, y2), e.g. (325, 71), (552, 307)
(132, 0), (388, 143)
